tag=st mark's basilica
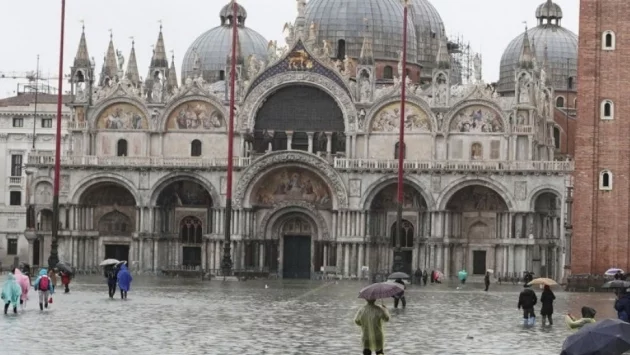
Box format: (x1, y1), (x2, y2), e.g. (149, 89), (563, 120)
(24, 0), (577, 280)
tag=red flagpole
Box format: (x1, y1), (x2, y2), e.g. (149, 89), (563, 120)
(394, 0), (408, 270)
(222, 0), (238, 276)
(49, 0), (66, 269)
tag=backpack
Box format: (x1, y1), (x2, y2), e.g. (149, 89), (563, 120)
(39, 275), (50, 291)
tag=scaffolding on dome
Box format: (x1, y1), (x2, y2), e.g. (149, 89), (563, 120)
(446, 34), (479, 86)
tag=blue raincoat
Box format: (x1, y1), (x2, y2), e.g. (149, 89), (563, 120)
(117, 265), (132, 292)
(34, 268), (54, 294)
(1, 274), (22, 306)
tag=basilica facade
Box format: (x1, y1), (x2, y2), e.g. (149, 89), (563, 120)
(24, 0), (575, 280)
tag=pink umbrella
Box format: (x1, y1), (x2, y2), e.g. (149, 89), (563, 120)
(358, 282), (404, 300)
(13, 269), (29, 305)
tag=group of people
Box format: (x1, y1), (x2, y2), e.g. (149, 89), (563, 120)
(104, 263), (132, 299)
(413, 269), (444, 285)
(517, 283), (556, 326)
(1, 267), (64, 314)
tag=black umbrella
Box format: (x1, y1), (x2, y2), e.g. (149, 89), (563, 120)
(56, 261), (75, 275)
(387, 272), (410, 279)
(561, 318), (630, 355)
(602, 280), (630, 289)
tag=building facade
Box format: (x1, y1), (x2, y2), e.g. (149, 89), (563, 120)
(572, 0), (627, 274)
(25, 0), (574, 280)
(0, 91), (70, 269)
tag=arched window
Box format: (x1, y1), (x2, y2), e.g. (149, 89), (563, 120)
(383, 66), (393, 80)
(603, 31), (616, 50)
(391, 220), (414, 248)
(600, 170), (613, 190)
(180, 216), (203, 244)
(601, 100), (614, 120)
(555, 96), (565, 108)
(553, 126), (561, 149)
(394, 142), (406, 159)
(567, 77), (574, 90)
(117, 139), (128, 157)
(219, 70), (225, 81)
(337, 39), (346, 60)
(191, 139), (202, 157)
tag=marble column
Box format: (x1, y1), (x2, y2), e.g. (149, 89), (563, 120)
(344, 244), (350, 277)
(508, 245), (515, 275)
(307, 133), (314, 153)
(325, 132), (332, 155)
(443, 245), (450, 279)
(357, 244), (364, 278)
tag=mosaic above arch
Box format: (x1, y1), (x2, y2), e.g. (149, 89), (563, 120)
(371, 185), (427, 210)
(371, 102), (431, 133)
(446, 185), (507, 211)
(97, 103), (148, 130)
(166, 100), (224, 131)
(252, 168), (332, 209)
(449, 105), (504, 133)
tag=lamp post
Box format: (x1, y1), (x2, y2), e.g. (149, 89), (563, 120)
(48, 0), (66, 270)
(393, 0), (409, 273)
(221, 0), (238, 277)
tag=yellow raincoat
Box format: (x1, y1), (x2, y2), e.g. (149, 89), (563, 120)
(354, 302), (390, 351)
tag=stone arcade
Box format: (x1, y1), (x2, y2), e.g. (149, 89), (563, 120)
(24, 0), (573, 280)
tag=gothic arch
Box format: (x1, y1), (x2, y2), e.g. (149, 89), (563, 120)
(436, 177), (514, 211)
(443, 99), (509, 135)
(149, 172), (219, 207)
(88, 97), (150, 131)
(528, 185), (563, 210)
(70, 173), (140, 205)
(234, 151), (348, 209)
(159, 95), (228, 133)
(238, 72), (357, 132)
(258, 201), (329, 241)
(361, 175), (435, 210)
(364, 95), (437, 134)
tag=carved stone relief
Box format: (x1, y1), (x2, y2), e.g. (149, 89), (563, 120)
(257, 200), (330, 240)
(7, 219), (18, 229)
(431, 176), (441, 193)
(220, 176), (227, 195)
(349, 179), (361, 197)
(60, 175), (70, 192)
(514, 181), (527, 201)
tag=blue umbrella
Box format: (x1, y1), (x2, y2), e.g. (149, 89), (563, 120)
(561, 318), (630, 355)
(458, 270), (468, 281)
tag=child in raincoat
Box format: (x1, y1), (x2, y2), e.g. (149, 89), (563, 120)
(117, 264), (132, 299)
(354, 300), (390, 355)
(34, 268), (54, 311)
(13, 268), (30, 308)
(2, 273), (22, 314)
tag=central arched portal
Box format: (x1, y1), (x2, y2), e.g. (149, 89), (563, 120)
(278, 214), (314, 279)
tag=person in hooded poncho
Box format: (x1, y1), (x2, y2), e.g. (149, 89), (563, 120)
(13, 268), (29, 308)
(117, 264), (132, 299)
(34, 268), (54, 311)
(354, 299), (390, 355)
(2, 273), (22, 314)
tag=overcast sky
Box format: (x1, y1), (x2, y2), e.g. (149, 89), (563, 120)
(0, 0), (578, 98)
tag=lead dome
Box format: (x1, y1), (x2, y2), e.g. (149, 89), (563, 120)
(497, 1), (577, 94)
(181, 2), (268, 83)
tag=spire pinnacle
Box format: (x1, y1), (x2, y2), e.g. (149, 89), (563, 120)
(73, 24), (90, 68)
(99, 34), (118, 86)
(167, 51), (178, 92)
(126, 38), (140, 86)
(150, 24), (169, 69)
(519, 27), (534, 69)
(359, 18), (374, 65)
(436, 32), (451, 69)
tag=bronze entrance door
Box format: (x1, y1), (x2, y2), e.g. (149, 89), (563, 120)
(105, 244), (130, 262)
(392, 250), (413, 275)
(182, 247), (202, 268)
(472, 250), (487, 275)
(283, 236), (311, 279)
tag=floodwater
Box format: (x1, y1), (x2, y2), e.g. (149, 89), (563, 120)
(0, 276), (620, 354)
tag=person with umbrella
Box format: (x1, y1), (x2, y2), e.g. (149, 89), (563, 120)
(356, 283), (396, 355)
(615, 288), (630, 322)
(484, 271), (491, 292)
(540, 285), (556, 326)
(518, 284), (538, 326)
(60, 271), (71, 294)
(392, 278), (406, 309)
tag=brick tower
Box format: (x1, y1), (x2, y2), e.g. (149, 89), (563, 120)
(573, 0), (630, 274)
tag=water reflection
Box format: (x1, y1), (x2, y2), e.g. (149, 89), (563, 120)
(0, 277), (620, 354)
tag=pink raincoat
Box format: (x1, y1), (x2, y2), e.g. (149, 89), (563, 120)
(13, 269), (29, 302)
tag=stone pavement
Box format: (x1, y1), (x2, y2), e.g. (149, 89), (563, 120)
(0, 276), (618, 354)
